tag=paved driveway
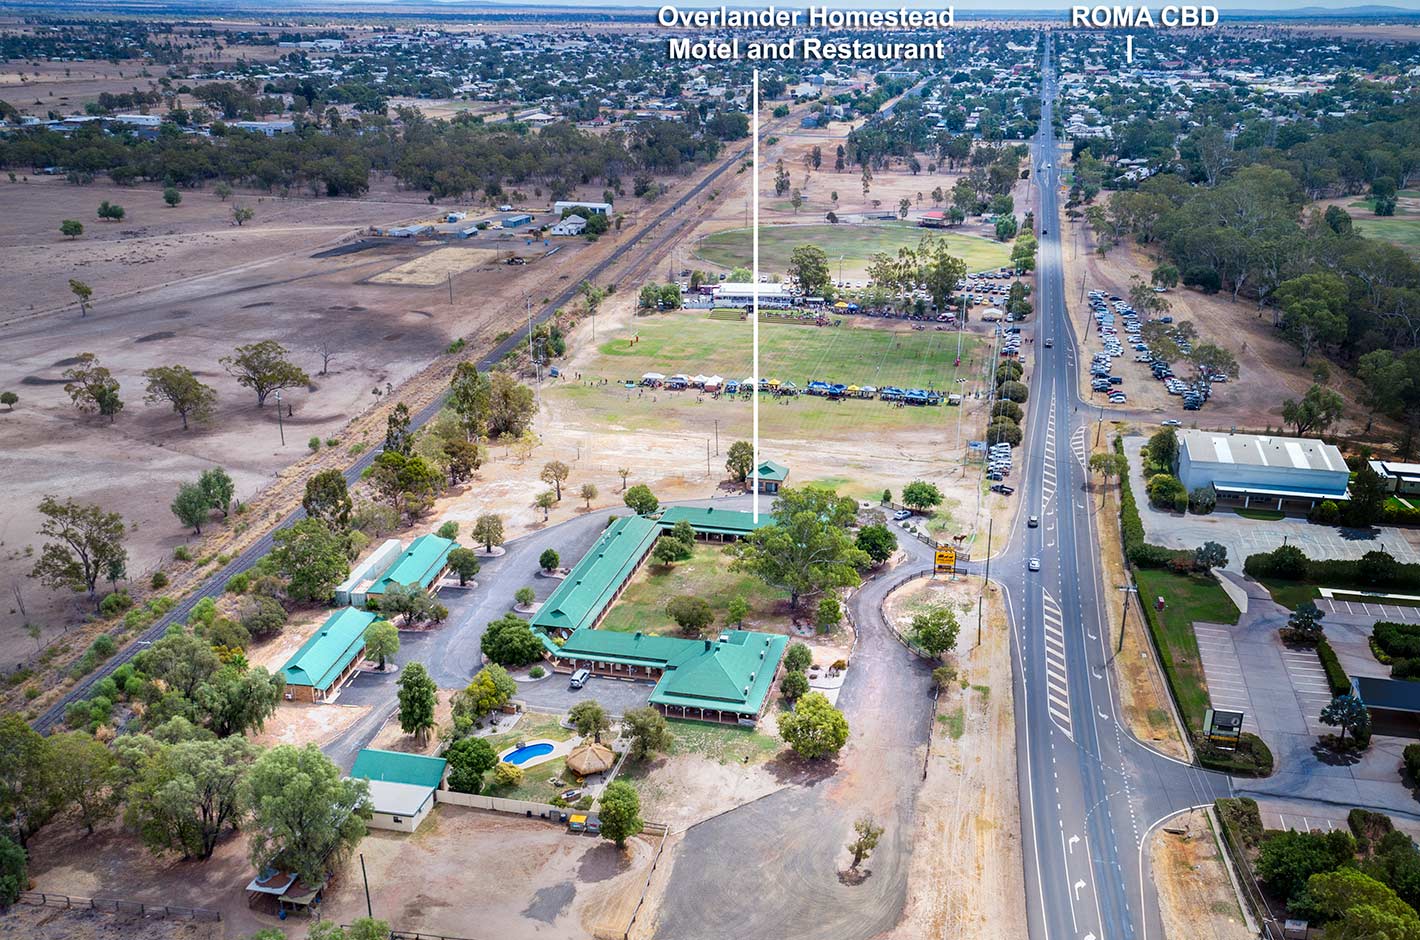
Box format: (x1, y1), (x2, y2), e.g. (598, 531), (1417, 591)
(1122, 436), (1420, 571)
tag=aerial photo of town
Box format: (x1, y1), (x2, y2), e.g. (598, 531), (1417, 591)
(6, 1), (1420, 938)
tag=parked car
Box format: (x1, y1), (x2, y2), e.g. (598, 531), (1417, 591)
(893, 509), (913, 521)
(569, 668), (590, 690)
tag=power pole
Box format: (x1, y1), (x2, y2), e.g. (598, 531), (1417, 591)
(273, 390), (285, 446)
(977, 517), (993, 647)
(1117, 583), (1139, 653)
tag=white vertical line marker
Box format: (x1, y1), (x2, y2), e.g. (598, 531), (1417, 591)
(752, 67), (760, 523)
(1126, 34), (1133, 64)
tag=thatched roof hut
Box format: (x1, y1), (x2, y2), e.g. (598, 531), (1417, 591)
(565, 742), (616, 777)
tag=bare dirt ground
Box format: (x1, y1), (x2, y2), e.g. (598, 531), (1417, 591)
(629, 752), (785, 831)
(1151, 808), (1252, 940)
(1089, 428), (1191, 760)
(0, 165), (673, 659)
(880, 575), (1027, 940)
(1059, 200), (1378, 437)
(0, 903), (220, 940)
(26, 817), (268, 937)
(320, 809), (657, 940)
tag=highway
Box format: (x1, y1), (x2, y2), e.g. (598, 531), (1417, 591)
(1009, 35), (1235, 940)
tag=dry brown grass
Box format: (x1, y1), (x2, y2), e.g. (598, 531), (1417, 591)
(1152, 808), (1253, 940)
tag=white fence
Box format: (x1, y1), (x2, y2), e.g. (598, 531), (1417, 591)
(435, 789), (564, 818)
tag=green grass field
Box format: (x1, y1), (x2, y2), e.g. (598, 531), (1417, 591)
(1133, 567), (1240, 732)
(594, 314), (979, 390)
(599, 541), (790, 635)
(1258, 579), (1319, 610)
(693, 222), (1012, 278)
(546, 313), (984, 438)
(1354, 215), (1420, 253)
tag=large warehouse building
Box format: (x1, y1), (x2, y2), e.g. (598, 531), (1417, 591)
(1176, 430), (1350, 512)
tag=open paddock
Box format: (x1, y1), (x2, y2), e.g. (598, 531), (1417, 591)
(369, 246), (513, 285)
(693, 222), (1012, 280)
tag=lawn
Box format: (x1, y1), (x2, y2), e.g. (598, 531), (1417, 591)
(599, 541), (790, 635)
(1349, 211), (1420, 254)
(1133, 567), (1240, 732)
(591, 314), (980, 394)
(661, 719), (781, 765)
(546, 313), (984, 438)
(482, 715), (577, 803)
(693, 222), (1012, 279)
(1258, 579), (1319, 610)
(1233, 507), (1286, 522)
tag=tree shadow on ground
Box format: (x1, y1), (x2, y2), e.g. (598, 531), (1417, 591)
(577, 841), (634, 883)
(837, 866), (872, 886)
(764, 750), (840, 786)
(1310, 737), (1366, 766)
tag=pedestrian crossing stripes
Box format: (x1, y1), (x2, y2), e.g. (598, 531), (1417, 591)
(1041, 589), (1073, 738)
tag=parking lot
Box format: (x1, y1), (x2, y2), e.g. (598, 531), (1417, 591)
(1319, 597), (1420, 624)
(1123, 436), (1420, 571)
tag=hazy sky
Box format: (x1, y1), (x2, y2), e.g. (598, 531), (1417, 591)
(405, 0), (1420, 9)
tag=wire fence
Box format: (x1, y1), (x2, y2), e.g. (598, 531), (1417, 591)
(17, 891), (222, 922)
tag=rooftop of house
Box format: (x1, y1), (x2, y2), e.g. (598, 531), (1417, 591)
(368, 533), (456, 595)
(349, 748), (448, 789)
(755, 460), (790, 482)
(281, 607), (378, 690)
(656, 505), (773, 537)
(531, 515), (661, 634)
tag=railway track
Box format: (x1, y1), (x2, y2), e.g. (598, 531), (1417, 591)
(30, 136), (755, 733)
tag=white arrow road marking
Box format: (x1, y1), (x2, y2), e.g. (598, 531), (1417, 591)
(1074, 879), (1086, 901)
(1068, 835), (1080, 853)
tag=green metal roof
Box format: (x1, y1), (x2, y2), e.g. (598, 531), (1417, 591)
(656, 506), (773, 537)
(551, 628), (787, 716)
(350, 748), (447, 788)
(368, 534), (456, 595)
(281, 607), (377, 691)
(755, 460), (789, 482)
(531, 516), (660, 634)
(651, 631), (788, 716)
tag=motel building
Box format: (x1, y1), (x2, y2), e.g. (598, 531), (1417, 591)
(531, 505), (787, 723)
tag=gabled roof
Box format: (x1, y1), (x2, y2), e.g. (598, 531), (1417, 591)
(281, 607), (377, 690)
(532, 516), (660, 634)
(349, 748), (447, 788)
(368, 534), (456, 595)
(656, 506), (773, 537)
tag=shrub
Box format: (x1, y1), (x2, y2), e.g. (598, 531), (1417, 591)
(151, 571), (169, 589)
(99, 591), (134, 618)
(1188, 486), (1216, 515)
(781, 669), (809, 701)
(173, 546), (192, 562)
(784, 642), (812, 673)
(308, 436), (321, 452)
(515, 586), (536, 607)
(1404, 743), (1420, 783)
(437, 521), (459, 540)
(1215, 797), (1263, 849)
(539, 548), (560, 572)
(225, 572), (250, 594)
(1310, 500), (1340, 525)
(1316, 639), (1350, 695)
(1197, 731), (1274, 777)
(1347, 808), (1394, 851)
(1146, 473), (1187, 513)
(529, 665), (546, 679)
(998, 380), (1029, 403)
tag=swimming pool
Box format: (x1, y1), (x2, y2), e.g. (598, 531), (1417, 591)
(502, 742), (555, 766)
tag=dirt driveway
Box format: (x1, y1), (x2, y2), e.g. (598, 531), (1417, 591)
(645, 560), (937, 940)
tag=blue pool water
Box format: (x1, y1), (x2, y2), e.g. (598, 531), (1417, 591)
(503, 742), (554, 765)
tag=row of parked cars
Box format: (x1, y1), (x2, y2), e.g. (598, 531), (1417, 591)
(986, 442), (1014, 482)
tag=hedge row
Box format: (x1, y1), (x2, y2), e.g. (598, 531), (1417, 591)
(1316, 639), (1351, 696)
(1244, 545), (1420, 592)
(1383, 503), (1420, 527)
(1114, 437), (1191, 569)
(1198, 732), (1274, 777)
(1374, 621), (1420, 660)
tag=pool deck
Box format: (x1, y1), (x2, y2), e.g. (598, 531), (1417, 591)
(497, 737), (572, 769)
